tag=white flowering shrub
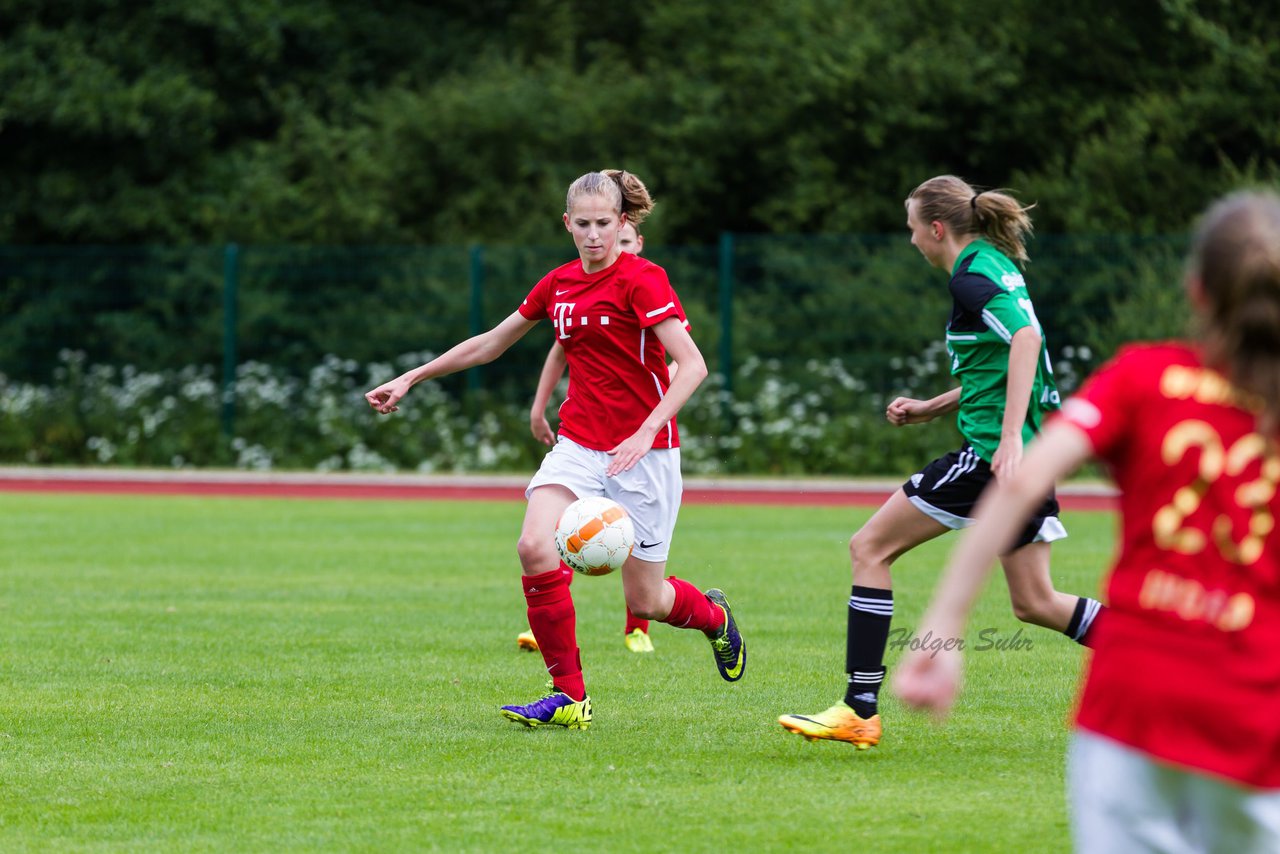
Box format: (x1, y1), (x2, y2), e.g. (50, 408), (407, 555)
(0, 345), (1083, 475)
(678, 353), (954, 476)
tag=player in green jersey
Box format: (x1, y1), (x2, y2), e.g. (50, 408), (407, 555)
(779, 175), (1106, 749)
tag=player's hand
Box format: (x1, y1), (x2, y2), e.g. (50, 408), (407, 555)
(530, 412), (554, 446)
(991, 435), (1023, 483)
(893, 645), (963, 721)
(365, 378), (410, 414)
(606, 428), (657, 476)
(886, 397), (933, 426)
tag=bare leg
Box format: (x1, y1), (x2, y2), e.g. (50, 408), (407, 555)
(516, 485), (576, 575)
(621, 555), (672, 620)
(1000, 542), (1079, 632)
(779, 489), (952, 744)
(512, 485), (584, 701)
(849, 489), (951, 587)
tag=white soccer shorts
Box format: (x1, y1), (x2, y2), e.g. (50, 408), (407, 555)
(526, 436), (682, 563)
(1069, 730), (1280, 853)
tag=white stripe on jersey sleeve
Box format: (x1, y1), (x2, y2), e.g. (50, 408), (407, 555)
(981, 308), (1014, 343)
(639, 327), (674, 446)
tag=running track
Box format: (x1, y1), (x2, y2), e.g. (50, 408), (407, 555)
(0, 467), (1118, 510)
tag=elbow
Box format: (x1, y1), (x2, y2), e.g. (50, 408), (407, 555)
(684, 358), (709, 387)
(473, 338), (504, 365)
(1015, 328), (1043, 349)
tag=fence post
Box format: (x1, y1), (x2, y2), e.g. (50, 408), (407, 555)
(468, 244), (485, 393)
(718, 232), (734, 396)
(221, 243), (240, 437)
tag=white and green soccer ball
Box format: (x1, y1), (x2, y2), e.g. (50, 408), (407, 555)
(554, 496), (635, 576)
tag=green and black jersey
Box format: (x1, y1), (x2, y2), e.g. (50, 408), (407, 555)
(945, 239), (1060, 462)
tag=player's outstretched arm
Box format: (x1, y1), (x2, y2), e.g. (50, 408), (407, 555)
(530, 343), (567, 446)
(894, 420), (1092, 718)
(605, 317), (707, 476)
(886, 386), (962, 426)
(366, 311), (538, 414)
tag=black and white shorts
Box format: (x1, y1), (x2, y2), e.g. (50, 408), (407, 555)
(901, 444), (1067, 551)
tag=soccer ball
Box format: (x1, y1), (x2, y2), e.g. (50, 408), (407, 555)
(555, 496), (635, 576)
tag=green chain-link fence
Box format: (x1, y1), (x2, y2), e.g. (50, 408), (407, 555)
(0, 236), (1189, 471)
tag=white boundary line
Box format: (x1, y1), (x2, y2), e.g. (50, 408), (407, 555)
(0, 465), (1117, 498)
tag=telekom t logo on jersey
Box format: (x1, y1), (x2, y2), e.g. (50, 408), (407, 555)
(553, 302), (610, 341)
(553, 302), (575, 340)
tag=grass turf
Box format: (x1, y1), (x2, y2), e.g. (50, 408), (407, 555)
(0, 493), (1113, 851)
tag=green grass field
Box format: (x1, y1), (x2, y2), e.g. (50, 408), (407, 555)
(0, 493), (1114, 852)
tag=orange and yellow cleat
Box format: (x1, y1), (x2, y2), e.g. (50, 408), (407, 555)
(778, 702), (881, 750)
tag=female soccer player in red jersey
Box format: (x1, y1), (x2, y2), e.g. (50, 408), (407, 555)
(366, 170), (745, 729)
(779, 176), (1104, 749)
(520, 220), (658, 655)
(896, 191), (1280, 850)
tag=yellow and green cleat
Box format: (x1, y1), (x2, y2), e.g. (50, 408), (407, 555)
(500, 692), (592, 730)
(623, 628), (655, 653)
(705, 589), (745, 682)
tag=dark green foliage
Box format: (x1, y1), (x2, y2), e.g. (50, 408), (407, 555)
(0, 1), (1262, 474)
(1, 1), (1276, 245)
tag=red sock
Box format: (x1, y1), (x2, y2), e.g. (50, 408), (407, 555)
(661, 576), (726, 635)
(523, 563), (585, 701)
(624, 606), (650, 635)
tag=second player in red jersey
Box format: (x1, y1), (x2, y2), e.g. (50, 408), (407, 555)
(896, 191), (1280, 850)
(1062, 341), (1280, 787)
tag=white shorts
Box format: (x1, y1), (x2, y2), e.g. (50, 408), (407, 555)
(1069, 730), (1280, 854)
(526, 436), (682, 563)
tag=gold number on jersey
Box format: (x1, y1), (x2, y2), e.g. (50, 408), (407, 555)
(1153, 420), (1279, 565)
(1215, 434), (1280, 565)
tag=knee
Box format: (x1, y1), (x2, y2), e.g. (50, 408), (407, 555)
(849, 531), (888, 578)
(627, 598), (662, 621)
(516, 532), (558, 574)
(1009, 590), (1054, 626)
(625, 587), (665, 620)
(1009, 599), (1037, 624)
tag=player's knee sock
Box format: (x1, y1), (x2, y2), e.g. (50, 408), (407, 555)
(843, 585), (894, 718)
(624, 605), (650, 635)
(522, 563), (585, 701)
(660, 576), (725, 634)
(1065, 597), (1104, 647)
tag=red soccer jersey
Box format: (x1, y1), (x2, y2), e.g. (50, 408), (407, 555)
(1059, 342), (1280, 788)
(519, 251), (688, 452)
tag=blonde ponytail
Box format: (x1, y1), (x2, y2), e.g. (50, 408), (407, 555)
(907, 175), (1035, 264)
(1191, 191), (1280, 429)
(565, 169), (656, 226)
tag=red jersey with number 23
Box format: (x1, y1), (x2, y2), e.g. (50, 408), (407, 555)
(1060, 342), (1280, 788)
(519, 251), (687, 452)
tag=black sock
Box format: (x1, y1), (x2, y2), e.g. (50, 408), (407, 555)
(1065, 597), (1104, 646)
(843, 585), (893, 717)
